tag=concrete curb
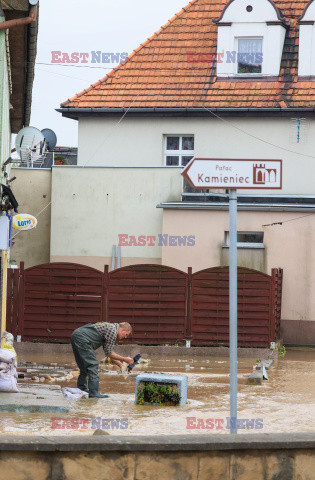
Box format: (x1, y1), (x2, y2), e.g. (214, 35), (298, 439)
(14, 342), (272, 358)
(0, 434), (314, 452)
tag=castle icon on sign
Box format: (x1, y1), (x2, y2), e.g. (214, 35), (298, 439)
(253, 164), (277, 185)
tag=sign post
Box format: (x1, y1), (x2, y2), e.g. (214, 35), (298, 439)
(182, 158), (282, 434)
(229, 188), (238, 433)
(0, 215), (10, 349)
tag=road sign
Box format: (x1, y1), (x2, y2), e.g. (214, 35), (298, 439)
(181, 158), (283, 435)
(182, 158), (282, 189)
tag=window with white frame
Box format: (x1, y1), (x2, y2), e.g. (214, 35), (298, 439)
(215, 0), (287, 78)
(237, 38), (263, 74)
(224, 231), (264, 248)
(164, 135), (194, 167)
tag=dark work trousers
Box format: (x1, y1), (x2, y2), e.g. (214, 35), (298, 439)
(71, 324), (104, 391)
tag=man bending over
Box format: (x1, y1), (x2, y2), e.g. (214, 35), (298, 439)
(71, 322), (133, 398)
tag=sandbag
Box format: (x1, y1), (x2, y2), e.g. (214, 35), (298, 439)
(62, 387), (88, 399)
(2, 343), (18, 361)
(0, 348), (17, 366)
(0, 370), (19, 393)
(0, 348), (19, 393)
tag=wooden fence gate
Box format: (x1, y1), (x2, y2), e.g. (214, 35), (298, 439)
(189, 267), (282, 347)
(6, 262), (283, 347)
(106, 264), (188, 345)
(7, 262), (105, 342)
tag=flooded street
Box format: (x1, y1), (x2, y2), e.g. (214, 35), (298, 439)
(0, 348), (314, 436)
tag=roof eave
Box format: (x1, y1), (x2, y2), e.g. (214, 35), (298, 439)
(23, 7), (38, 128)
(3, 4), (39, 132)
(57, 107), (315, 121)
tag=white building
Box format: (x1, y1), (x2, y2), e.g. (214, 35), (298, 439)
(54, 0), (315, 345)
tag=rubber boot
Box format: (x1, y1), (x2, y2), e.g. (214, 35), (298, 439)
(78, 386), (89, 394)
(77, 375), (89, 394)
(88, 379), (109, 398)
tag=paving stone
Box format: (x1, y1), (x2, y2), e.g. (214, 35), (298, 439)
(0, 404), (69, 413)
(0, 384), (70, 413)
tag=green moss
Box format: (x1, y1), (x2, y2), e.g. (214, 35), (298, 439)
(136, 381), (180, 406)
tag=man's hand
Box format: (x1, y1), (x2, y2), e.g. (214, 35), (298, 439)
(124, 357), (134, 365)
(109, 352), (134, 365)
(111, 359), (123, 369)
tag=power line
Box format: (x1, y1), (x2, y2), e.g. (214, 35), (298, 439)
(37, 68), (94, 82)
(203, 106), (315, 161)
(262, 212), (315, 227)
(82, 92), (141, 168)
(12, 202), (52, 240)
(36, 62), (116, 70)
(12, 93), (143, 232)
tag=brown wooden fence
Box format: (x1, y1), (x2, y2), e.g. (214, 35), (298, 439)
(6, 262), (283, 347)
(190, 267), (278, 347)
(7, 263), (105, 342)
(106, 264), (188, 345)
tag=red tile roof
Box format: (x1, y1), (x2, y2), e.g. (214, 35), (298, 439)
(61, 0), (312, 111)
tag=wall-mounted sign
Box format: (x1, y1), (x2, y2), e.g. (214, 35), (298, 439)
(13, 214), (37, 231)
(182, 158), (282, 189)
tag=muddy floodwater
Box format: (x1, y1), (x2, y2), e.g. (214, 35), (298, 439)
(0, 348), (314, 436)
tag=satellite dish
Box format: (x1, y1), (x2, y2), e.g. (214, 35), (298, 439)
(15, 126), (45, 166)
(41, 128), (57, 151)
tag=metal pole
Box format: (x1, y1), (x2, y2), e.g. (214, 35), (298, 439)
(111, 245), (116, 271)
(117, 245), (121, 269)
(1, 250), (8, 348)
(229, 189), (238, 434)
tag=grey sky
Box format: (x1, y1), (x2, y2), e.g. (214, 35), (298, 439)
(29, 0), (186, 147)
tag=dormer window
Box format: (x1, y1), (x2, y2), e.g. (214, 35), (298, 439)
(298, 1), (315, 77)
(214, 0), (288, 78)
(237, 38), (263, 74)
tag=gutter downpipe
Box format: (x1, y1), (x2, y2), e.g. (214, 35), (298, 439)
(111, 245), (116, 271)
(0, 5), (37, 31)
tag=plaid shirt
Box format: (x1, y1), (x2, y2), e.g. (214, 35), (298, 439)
(93, 322), (118, 356)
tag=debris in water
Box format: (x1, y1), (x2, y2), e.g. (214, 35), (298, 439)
(93, 429), (110, 436)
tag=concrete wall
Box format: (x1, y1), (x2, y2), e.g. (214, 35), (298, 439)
(78, 116), (315, 195)
(0, 434), (313, 480)
(50, 166), (182, 270)
(162, 208), (315, 344)
(0, 22), (11, 184)
(10, 168), (51, 268)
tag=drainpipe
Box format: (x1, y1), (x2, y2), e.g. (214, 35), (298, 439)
(117, 245), (121, 269)
(111, 245), (116, 271)
(0, 5), (37, 31)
